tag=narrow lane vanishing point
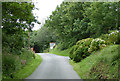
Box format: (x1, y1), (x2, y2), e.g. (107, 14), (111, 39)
(26, 53), (80, 79)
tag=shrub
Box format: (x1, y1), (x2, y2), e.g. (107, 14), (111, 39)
(108, 30), (120, 44)
(76, 38), (93, 46)
(99, 30), (120, 45)
(73, 45), (87, 62)
(99, 34), (111, 45)
(69, 38), (93, 62)
(88, 38), (106, 53)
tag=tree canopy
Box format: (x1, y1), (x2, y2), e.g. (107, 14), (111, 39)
(2, 2), (40, 54)
(41, 2), (119, 50)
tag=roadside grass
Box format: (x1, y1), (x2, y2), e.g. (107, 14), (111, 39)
(0, 74), (1, 81)
(14, 54), (43, 79)
(70, 45), (119, 79)
(49, 47), (70, 56)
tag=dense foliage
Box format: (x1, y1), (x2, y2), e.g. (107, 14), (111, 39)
(42, 2), (119, 50)
(2, 2), (39, 53)
(2, 2), (40, 79)
(30, 2), (119, 51)
(69, 29), (119, 62)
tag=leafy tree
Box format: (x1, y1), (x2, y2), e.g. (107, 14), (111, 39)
(84, 2), (118, 37)
(34, 2), (119, 50)
(45, 2), (85, 50)
(2, 2), (39, 54)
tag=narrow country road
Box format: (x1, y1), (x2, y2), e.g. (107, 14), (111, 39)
(26, 53), (81, 79)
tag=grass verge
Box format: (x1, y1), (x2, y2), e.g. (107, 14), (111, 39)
(49, 47), (70, 56)
(14, 54), (43, 79)
(70, 45), (119, 79)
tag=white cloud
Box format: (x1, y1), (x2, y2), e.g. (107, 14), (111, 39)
(32, 0), (64, 30)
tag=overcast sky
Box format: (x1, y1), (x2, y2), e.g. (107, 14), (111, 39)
(32, 0), (64, 30)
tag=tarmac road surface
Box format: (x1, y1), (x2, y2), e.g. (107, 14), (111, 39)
(26, 53), (81, 79)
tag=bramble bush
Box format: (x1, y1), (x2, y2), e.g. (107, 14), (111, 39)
(88, 38), (106, 53)
(69, 38), (93, 62)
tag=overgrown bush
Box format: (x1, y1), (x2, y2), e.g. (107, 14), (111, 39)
(69, 38), (93, 62)
(88, 38), (106, 53)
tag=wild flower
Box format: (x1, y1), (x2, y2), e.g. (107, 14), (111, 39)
(116, 31), (119, 33)
(102, 44), (106, 47)
(16, 56), (19, 60)
(80, 46), (82, 48)
(21, 60), (26, 65)
(88, 48), (90, 52)
(98, 44), (100, 46)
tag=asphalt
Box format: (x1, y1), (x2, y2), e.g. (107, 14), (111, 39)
(26, 53), (81, 79)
